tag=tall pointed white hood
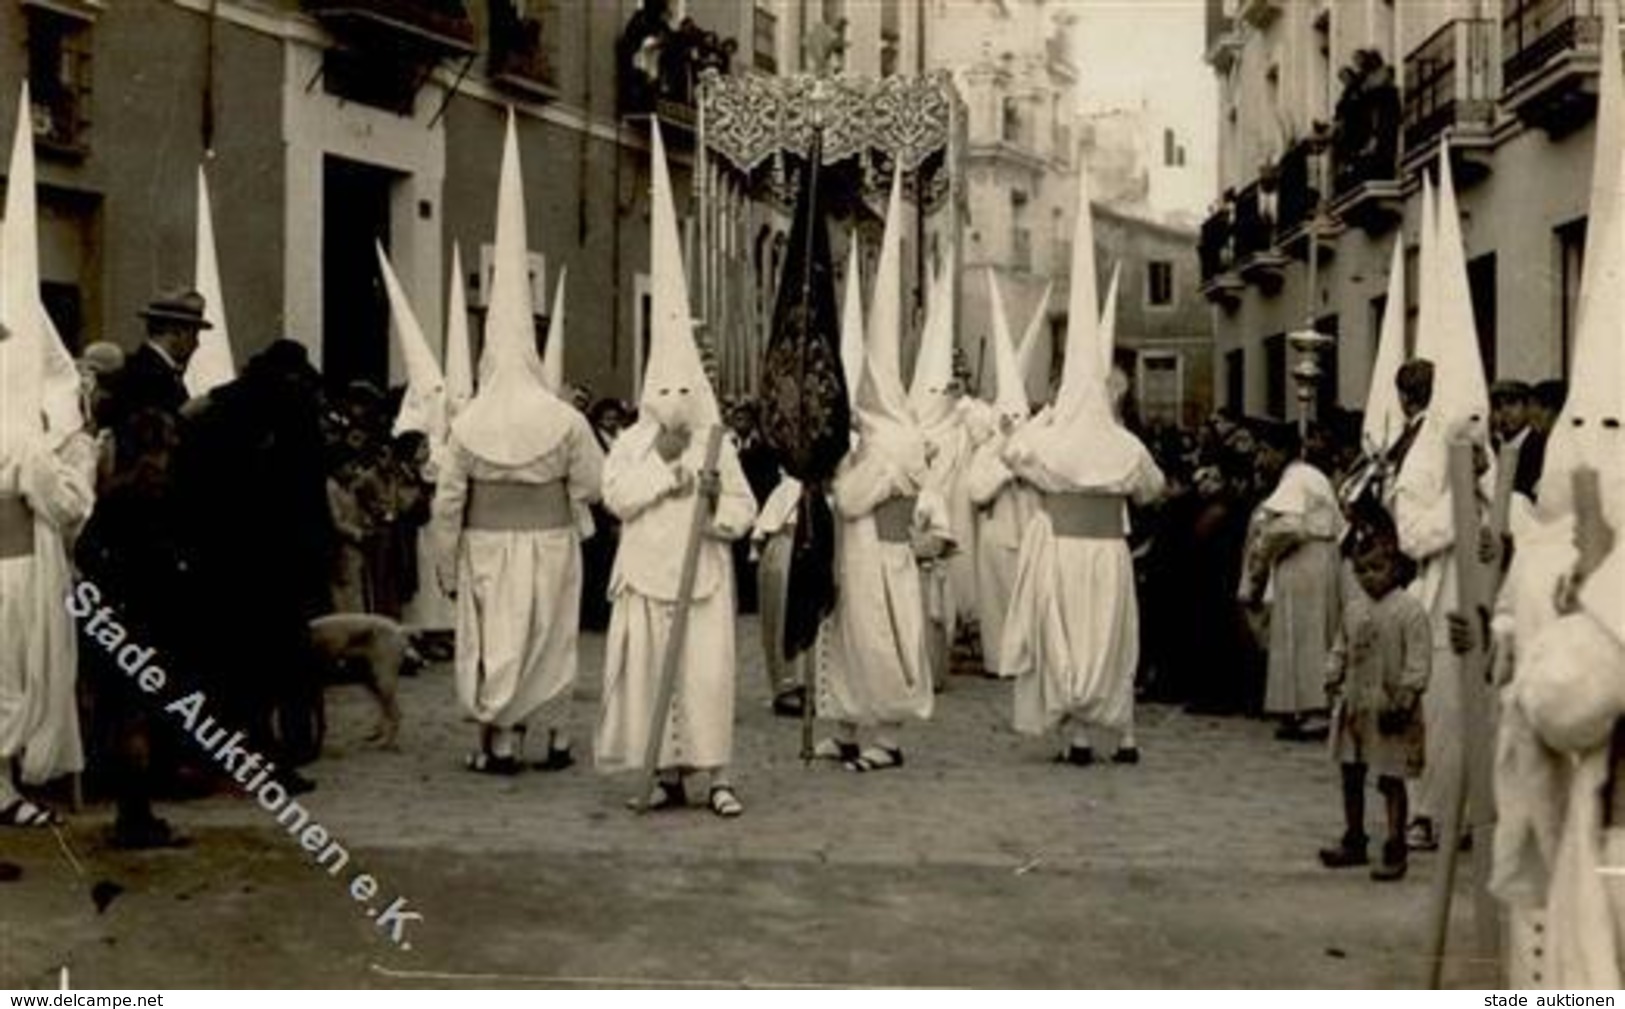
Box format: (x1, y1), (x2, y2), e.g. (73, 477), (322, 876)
(444, 242), (474, 417)
(450, 108), (570, 466)
(376, 241), (446, 443)
(541, 265), (568, 394)
(0, 81), (80, 457)
(1423, 148), (1490, 439)
(909, 246), (958, 429)
(1098, 262), (1120, 376)
(854, 165), (926, 472)
(1015, 282), (1052, 407)
(986, 269), (1028, 421)
(185, 164), (235, 397)
(1362, 238), (1409, 454)
(840, 240), (865, 409)
(1541, 4), (1625, 519)
(636, 119), (720, 431)
(1014, 165), (1142, 485)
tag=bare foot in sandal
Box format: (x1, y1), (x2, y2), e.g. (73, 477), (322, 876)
(0, 797), (60, 828)
(708, 785), (744, 818)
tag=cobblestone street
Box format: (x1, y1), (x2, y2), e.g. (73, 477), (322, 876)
(2, 619), (1490, 988)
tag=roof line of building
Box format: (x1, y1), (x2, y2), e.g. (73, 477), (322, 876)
(1090, 201), (1198, 241)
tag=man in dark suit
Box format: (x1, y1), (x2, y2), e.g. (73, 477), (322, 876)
(114, 289), (211, 428)
(1490, 380), (1541, 501)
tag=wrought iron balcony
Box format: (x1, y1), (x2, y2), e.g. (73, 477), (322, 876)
(1329, 50), (1404, 233)
(1501, 0), (1619, 134)
(1198, 203), (1243, 308)
(488, 0), (557, 98)
(618, 10), (736, 136)
(1233, 182), (1287, 292)
(304, 0), (474, 54)
(1402, 18), (1497, 154)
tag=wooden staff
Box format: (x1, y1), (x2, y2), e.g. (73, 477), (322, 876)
(635, 424), (727, 812)
(1422, 436), (1505, 986)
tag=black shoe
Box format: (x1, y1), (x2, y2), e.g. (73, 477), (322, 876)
(111, 816), (191, 851)
(534, 745), (575, 772)
(1371, 840), (1408, 881)
(1318, 835), (1370, 868)
(1111, 747), (1141, 765)
(281, 771), (317, 796)
(771, 687), (806, 718)
(0, 861), (20, 882)
(1054, 745), (1095, 767)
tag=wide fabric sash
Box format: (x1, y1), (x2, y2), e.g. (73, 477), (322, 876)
(1043, 492), (1125, 540)
(0, 493), (34, 559)
(873, 495), (917, 544)
(465, 479), (572, 531)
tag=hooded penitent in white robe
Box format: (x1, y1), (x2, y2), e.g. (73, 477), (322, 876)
(816, 168), (945, 730)
(430, 110), (604, 737)
(1256, 460), (1344, 716)
(1000, 167), (1165, 740)
(1490, 10), (1625, 986)
(1394, 147), (1494, 828)
(595, 120), (758, 773)
(0, 84), (94, 786)
(965, 271), (1043, 676)
(910, 254), (977, 638)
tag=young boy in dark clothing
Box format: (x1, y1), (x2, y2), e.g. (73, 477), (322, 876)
(1320, 520), (1431, 880)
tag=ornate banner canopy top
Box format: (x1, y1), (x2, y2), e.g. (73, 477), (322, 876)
(698, 70), (958, 215)
(700, 71), (954, 173)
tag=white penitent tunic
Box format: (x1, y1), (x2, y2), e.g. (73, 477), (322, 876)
(431, 411), (604, 730)
(1390, 426), (1490, 823)
(1002, 441), (1165, 736)
(0, 435), (95, 784)
(964, 433), (1039, 676)
(920, 415), (978, 632)
(595, 427), (757, 772)
(817, 446), (947, 727)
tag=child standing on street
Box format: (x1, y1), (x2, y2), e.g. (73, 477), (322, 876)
(1320, 519), (1431, 881)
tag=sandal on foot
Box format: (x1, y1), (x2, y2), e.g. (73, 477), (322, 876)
(813, 738), (860, 763)
(1054, 746), (1095, 767)
(627, 779), (687, 812)
(0, 797), (60, 828)
(708, 785), (744, 818)
(844, 746), (904, 772)
(465, 751), (522, 776)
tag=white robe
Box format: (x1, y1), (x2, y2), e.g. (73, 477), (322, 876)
(0, 435), (95, 784)
(594, 426), (757, 771)
(1391, 429), (1492, 823)
(431, 412), (603, 730)
(817, 446), (946, 727)
(964, 433), (1039, 676)
(1002, 440), (1164, 736)
(919, 414), (978, 632)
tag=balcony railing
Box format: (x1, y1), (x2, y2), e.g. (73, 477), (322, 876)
(488, 0), (556, 96)
(303, 0), (475, 53)
(619, 11), (735, 128)
(1273, 140), (1318, 237)
(1232, 183), (1273, 262)
(1503, 0), (1603, 93)
(1198, 206), (1232, 283)
(1404, 18), (1497, 151)
(1330, 52), (1401, 197)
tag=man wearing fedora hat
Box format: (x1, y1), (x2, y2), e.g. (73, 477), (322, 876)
(114, 289), (211, 431)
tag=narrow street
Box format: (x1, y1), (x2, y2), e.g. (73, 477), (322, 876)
(1, 620), (1490, 988)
